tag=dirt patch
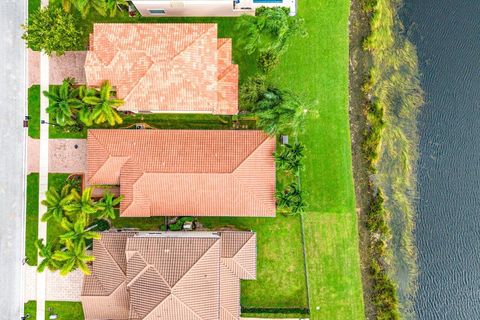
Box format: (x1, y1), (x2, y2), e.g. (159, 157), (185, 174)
(348, 1), (375, 319)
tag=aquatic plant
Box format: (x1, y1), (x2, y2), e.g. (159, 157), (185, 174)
(362, 0), (424, 317)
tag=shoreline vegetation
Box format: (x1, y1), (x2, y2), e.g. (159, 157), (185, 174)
(356, 0), (424, 318)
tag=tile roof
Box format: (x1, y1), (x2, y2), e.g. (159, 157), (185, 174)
(81, 231), (256, 320)
(87, 130), (276, 217)
(85, 23), (238, 114)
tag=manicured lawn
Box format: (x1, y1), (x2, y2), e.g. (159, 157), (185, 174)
(28, 85), (40, 139)
(199, 216), (308, 309)
(28, 0), (40, 16)
(24, 301), (36, 319)
(49, 113), (257, 139)
(303, 213), (364, 319)
(270, 0), (366, 318)
(24, 301), (84, 320)
(26, 173), (39, 266)
(110, 211), (165, 231)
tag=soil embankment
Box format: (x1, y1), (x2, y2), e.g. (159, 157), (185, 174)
(348, 0), (375, 318)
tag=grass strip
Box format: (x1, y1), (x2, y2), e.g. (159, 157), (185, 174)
(28, 85), (40, 139)
(25, 173), (39, 266)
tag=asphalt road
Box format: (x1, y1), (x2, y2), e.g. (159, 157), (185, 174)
(0, 0), (27, 319)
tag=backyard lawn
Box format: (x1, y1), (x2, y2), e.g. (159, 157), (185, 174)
(26, 173), (39, 265)
(200, 216), (308, 310)
(271, 0), (366, 318)
(24, 301), (84, 320)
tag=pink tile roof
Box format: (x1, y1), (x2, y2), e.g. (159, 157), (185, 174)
(81, 231), (256, 320)
(85, 24), (238, 114)
(87, 130), (276, 217)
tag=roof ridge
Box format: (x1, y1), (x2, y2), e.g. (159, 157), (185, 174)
(170, 294), (205, 320)
(217, 63), (236, 82)
(119, 56), (155, 104)
(87, 131), (113, 184)
(121, 172), (152, 216)
(172, 238), (220, 289)
(122, 24), (217, 106)
(126, 261), (150, 288)
(98, 239), (126, 276)
(220, 305), (238, 320)
(231, 133), (270, 172)
(232, 236), (256, 279)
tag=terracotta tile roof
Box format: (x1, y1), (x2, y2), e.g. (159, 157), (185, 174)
(85, 23), (238, 114)
(87, 130), (276, 217)
(81, 232), (136, 320)
(81, 231), (256, 320)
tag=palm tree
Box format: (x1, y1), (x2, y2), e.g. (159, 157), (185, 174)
(62, 0), (73, 12)
(59, 217), (100, 247)
(97, 192), (123, 220)
(63, 187), (100, 223)
(43, 79), (83, 126)
(36, 239), (62, 272)
(276, 182), (306, 215)
(83, 81), (124, 126)
(73, 0), (107, 18)
(237, 7), (306, 55)
(52, 241), (95, 276)
(76, 85), (97, 126)
(41, 185), (75, 222)
(275, 142), (305, 172)
(105, 0), (128, 17)
(254, 88), (307, 136)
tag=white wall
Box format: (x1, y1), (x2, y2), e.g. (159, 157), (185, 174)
(132, 0), (255, 17)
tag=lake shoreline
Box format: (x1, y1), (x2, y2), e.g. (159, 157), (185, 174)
(348, 0), (375, 318)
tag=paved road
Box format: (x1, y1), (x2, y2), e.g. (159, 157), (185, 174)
(0, 0), (27, 319)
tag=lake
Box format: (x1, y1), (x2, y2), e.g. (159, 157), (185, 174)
(401, 0), (480, 318)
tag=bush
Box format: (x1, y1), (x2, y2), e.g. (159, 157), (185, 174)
(168, 217), (194, 231)
(257, 49), (280, 73)
(22, 6), (83, 56)
(240, 75), (268, 111)
(237, 7), (306, 56)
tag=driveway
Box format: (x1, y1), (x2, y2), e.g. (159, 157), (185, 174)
(0, 0), (27, 319)
(27, 137), (87, 174)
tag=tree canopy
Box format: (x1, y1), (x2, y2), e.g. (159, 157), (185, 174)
(237, 7), (306, 56)
(22, 6), (82, 56)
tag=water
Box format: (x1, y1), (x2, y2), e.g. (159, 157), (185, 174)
(402, 1), (480, 318)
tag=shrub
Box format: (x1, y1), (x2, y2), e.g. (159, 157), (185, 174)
(21, 6), (82, 56)
(240, 75), (268, 111)
(237, 7), (306, 56)
(168, 217), (194, 231)
(257, 49), (280, 73)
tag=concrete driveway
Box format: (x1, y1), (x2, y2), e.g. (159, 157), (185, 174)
(0, 0), (27, 319)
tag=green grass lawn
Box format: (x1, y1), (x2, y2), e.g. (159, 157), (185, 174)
(26, 173), (39, 266)
(270, 0), (366, 318)
(200, 216), (308, 309)
(49, 113), (257, 139)
(28, 85), (40, 139)
(28, 0), (40, 17)
(110, 212), (165, 230)
(24, 301), (84, 320)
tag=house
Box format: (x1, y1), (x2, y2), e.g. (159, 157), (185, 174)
(87, 129), (276, 217)
(131, 0), (297, 17)
(85, 23), (238, 114)
(81, 231), (257, 320)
